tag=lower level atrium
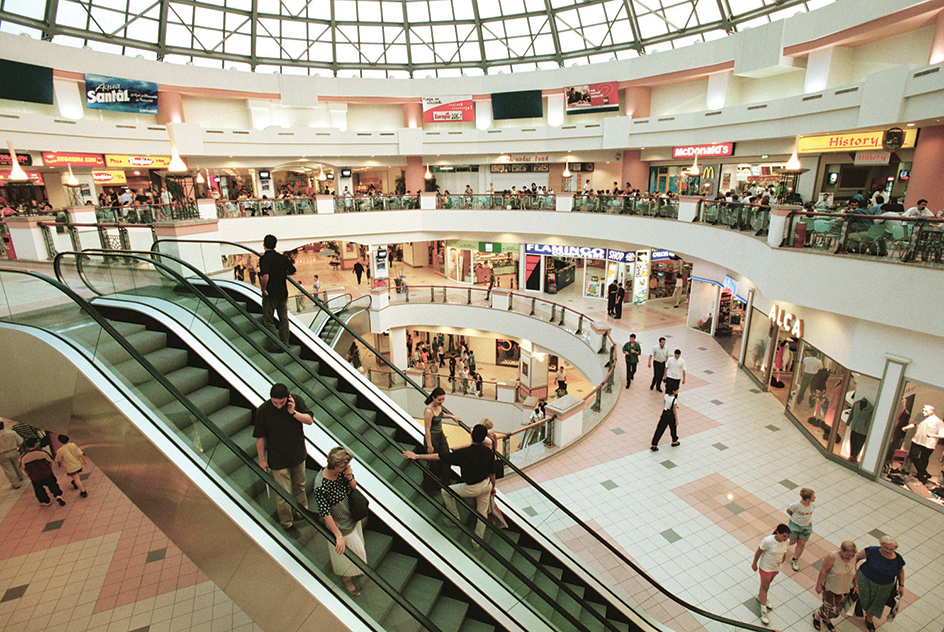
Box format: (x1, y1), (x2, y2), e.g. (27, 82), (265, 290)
(0, 265), (940, 632)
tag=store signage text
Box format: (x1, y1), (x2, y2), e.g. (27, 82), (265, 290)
(854, 151), (891, 166)
(672, 143), (735, 159)
(496, 155), (549, 164)
(42, 152), (106, 167)
(798, 129), (918, 154)
(651, 250), (675, 261)
(526, 243), (634, 261)
(0, 153), (31, 167)
(768, 304), (803, 338)
(422, 96), (474, 123)
(105, 155), (172, 169)
(92, 170), (127, 184)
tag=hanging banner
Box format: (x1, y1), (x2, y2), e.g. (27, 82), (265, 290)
(565, 82), (619, 114)
(92, 170), (128, 185)
(42, 152), (106, 167)
(85, 74), (159, 114)
(422, 96), (474, 123)
(105, 154), (172, 169)
(798, 129), (918, 153)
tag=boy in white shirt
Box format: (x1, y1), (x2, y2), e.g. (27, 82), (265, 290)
(786, 487), (815, 571)
(752, 524), (791, 625)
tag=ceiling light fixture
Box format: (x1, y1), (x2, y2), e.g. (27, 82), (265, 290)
(66, 164), (79, 187)
(166, 124), (188, 173)
(562, 163), (572, 178)
(688, 155), (700, 177)
(5, 141), (28, 181)
(424, 165), (433, 180)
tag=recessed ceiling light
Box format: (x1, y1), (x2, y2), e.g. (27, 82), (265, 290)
(907, 123), (915, 127)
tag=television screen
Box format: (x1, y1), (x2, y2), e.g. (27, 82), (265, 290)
(839, 167), (868, 190)
(491, 90), (543, 120)
(0, 59), (53, 105)
(258, 170), (270, 179)
(341, 169), (352, 178)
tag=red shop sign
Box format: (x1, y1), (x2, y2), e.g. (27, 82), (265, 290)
(672, 143), (735, 159)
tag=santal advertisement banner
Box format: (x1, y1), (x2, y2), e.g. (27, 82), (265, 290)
(92, 170), (127, 185)
(105, 154), (172, 169)
(422, 96), (474, 123)
(565, 82), (619, 114)
(85, 74), (158, 114)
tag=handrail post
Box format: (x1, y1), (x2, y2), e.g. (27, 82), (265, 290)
(68, 226), (81, 252)
(558, 307), (566, 326)
(529, 297), (535, 316)
(41, 224), (57, 258)
(549, 303), (556, 322)
(442, 286), (448, 303)
(591, 389), (603, 412)
(605, 366), (614, 394)
(467, 287), (472, 305)
(543, 416), (555, 446)
(576, 314), (584, 335)
(118, 226), (131, 251)
(430, 286), (434, 302)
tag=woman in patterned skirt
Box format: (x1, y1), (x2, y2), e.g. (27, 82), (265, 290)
(314, 447), (368, 596)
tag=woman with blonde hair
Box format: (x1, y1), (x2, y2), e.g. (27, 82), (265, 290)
(314, 447), (367, 596)
(855, 536), (905, 631)
(813, 541), (857, 631)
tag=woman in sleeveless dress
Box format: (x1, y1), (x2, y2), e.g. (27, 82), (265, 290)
(423, 387), (459, 491)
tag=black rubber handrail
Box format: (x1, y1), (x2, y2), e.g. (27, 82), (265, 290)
(0, 266), (437, 632)
(58, 249), (605, 632)
(151, 238), (771, 632)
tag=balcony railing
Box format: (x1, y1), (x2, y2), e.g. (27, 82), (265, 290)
(696, 199), (771, 234)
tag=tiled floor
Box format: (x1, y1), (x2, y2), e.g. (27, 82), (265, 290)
(3, 253), (943, 632)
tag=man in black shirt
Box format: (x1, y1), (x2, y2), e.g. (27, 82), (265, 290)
(403, 424), (494, 539)
(258, 234), (296, 345)
(254, 383), (314, 529)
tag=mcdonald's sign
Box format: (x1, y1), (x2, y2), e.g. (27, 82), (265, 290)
(701, 165), (716, 181)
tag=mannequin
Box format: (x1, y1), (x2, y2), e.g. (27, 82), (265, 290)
(848, 397), (874, 462)
(902, 405), (944, 484)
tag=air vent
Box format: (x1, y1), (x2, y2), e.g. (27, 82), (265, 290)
(115, 124), (137, 129)
(487, 130), (502, 133)
(379, 132), (395, 136)
(633, 119), (649, 124)
(522, 128), (536, 132)
(802, 94), (823, 101)
(0, 114), (20, 119)
(425, 132), (441, 136)
(657, 117), (674, 122)
(54, 119), (77, 124)
(278, 132), (294, 136)
(146, 126), (164, 131)
(705, 111), (722, 117)
(449, 131), (462, 135)
(356, 132), (371, 136)
(233, 130), (250, 135)
(316, 132), (331, 136)
(584, 124), (600, 128)
(834, 87), (859, 95)
(914, 67), (940, 78)
(747, 104), (768, 111)
(562, 125), (576, 130)
(206, 130), (224, 134)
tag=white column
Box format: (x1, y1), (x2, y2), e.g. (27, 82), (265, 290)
(475, 99), (492, 130)
(547, 93), (565, 127)
(677, 196), (699, 222)
(388, 327), (408, 370)
(196, 199), (218, 220)
(803, 47), (853, 94)
(859, 355), (910, 477)
(555, 193), (573, 212)
(706, 70), (740, 110)
(328, 103), (348, 132)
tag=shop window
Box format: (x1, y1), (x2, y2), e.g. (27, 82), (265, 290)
(832, 372), (880, 465)
(787, 342), (848, 452)
(882, 382), (944, 507)
(744, 307), (772, 386)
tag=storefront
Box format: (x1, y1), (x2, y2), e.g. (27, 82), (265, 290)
(650, 143), (735, 195)
(882, 381), (944, 507)
(718, 162), (788, 196)
(443, 240), (519, 287)
(524, 243), (644, 301)
(688, 275), (747, 345)
(647, 250), (689, 301)
(0, 172), (48, 208)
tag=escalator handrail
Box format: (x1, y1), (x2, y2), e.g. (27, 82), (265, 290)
(150, 238), (771, 632)
(0, 266), (440, 632)
(59, 249), (608, 632)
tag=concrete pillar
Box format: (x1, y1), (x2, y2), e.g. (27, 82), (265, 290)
(706, 71), (741, 109)
(388, 326), (408, 370)
(157, 91), (185, 125)
(5, 216), (50, 261)
(475, 99), (492, 130)
(555, 192), (573, 212)
(930, 10), (944, 65)
(804, 47), (853, 93)
(546, 395), (587, 448)
(328, 103), (348, 132)
(904, 125), (944, 210)
(547, 93), (565, 127)
(196, 199), (218, 220)
(621, 86), (651, 118)
(860, 355), (910, 477)
(402, 102), (423, 129)
(151, 220), (223, 277)
(677, 196), (700, 223)
(490, 288), (510, 310)
(768, 207), (792, 247)
(316, 195), (335, 214)
(621, 149), (649, 192)
(68, 206), (102, 251)
(405, 156), (425, 195)
(53, 78), (84, 120)
(420, 192), (437, 210)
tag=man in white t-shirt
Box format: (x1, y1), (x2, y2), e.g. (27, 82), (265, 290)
(903, 405), (944, 484)
(648, 337), (669, 392)
(796, 353), (823, 405)
(664, 349), (686, 393)
(902, 199), (932, 218)
(751, 524), (791, 625)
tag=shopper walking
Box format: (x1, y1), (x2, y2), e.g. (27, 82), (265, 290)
(422, 387), (459, 491)
(786, 487), (816, 570)
(751, 524), (791, 625)
(259, 234), (296, 346)
(648, 337), (668, 392)
(813, 541), (857, 631)
(664, 349), (687, 393)
(622, 333), (641, 388)
(314, 447), (367, 596)
(650, 385), (680, 450)
(855, 536), (905, 631)
(353, 260), (365, 284)
(0, 420), (25, 489)
(20, 438), (65, 507)
(54, 434), (89, 497)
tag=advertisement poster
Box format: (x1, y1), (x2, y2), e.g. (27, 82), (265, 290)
(565, 82), (619, 114)
(422, 96), (473, 123)
(633, 250), (650, 305)
(85, 74), (158, 114)
(105, 155), (172, 169)
(92, 170), (127, 185)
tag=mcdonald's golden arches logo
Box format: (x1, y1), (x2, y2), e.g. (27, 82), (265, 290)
(702, 165), (716, 181)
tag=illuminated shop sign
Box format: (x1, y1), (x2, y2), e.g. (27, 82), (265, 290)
(92, 170), (127, 184)
(525, 243), (634, 261)
(768, 304), (803, 338)
(105, 155), (172, 169)
(42, 152), (106, 167)
(798, 129), (918, 154)
(651, 249), (676, 261)
(672, 143), (735, 159)
(0, 153), (31, 166)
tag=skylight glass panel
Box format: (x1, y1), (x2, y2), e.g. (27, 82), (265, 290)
(502, 0), (526, 15)
(406, 2), (430, 23)
(451, 0), (475, 20)
(428, 1), (455, 21)
(476, 0), (504, 20)
(335, 1), (359, 22)
(728, 0), (766, 11)
(2, 0), (45, 20)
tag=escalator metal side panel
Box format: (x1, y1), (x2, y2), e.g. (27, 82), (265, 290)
(0, 323), (365, 632)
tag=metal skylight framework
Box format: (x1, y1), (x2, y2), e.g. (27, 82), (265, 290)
(0, 0), (835, 77)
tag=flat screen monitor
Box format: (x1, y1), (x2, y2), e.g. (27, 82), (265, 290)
(491, 90), (543, 120)
(0, 59), (53, 105)
(341, 169), (352, 178)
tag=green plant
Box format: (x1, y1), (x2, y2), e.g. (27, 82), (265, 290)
(394, 173), (406, 195)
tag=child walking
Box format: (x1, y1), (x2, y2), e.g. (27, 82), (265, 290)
(752, 524), (791, 625)
(786, 487), (816, 570)
(55, 435), (89, 497)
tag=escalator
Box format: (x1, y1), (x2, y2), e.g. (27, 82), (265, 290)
(58, 249), (648, 632)
(0, 267), (506, 632)
(151, 239), (772, 632)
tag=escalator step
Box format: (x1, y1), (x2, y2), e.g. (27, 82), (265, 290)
(457, 619), (495, 632)
(229, 424), (257, 455)
(95, 329), (167, 364)
(382, 573), (443, 632)
(113, 347), (189, 385)
(363, 529), (394, 567)
(211, 405), (254, 437)
(157, 384), (231, 427)
(163, 365), (211, 394)
(428, 595), (470, 632)
(361, 551), (418, 623)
